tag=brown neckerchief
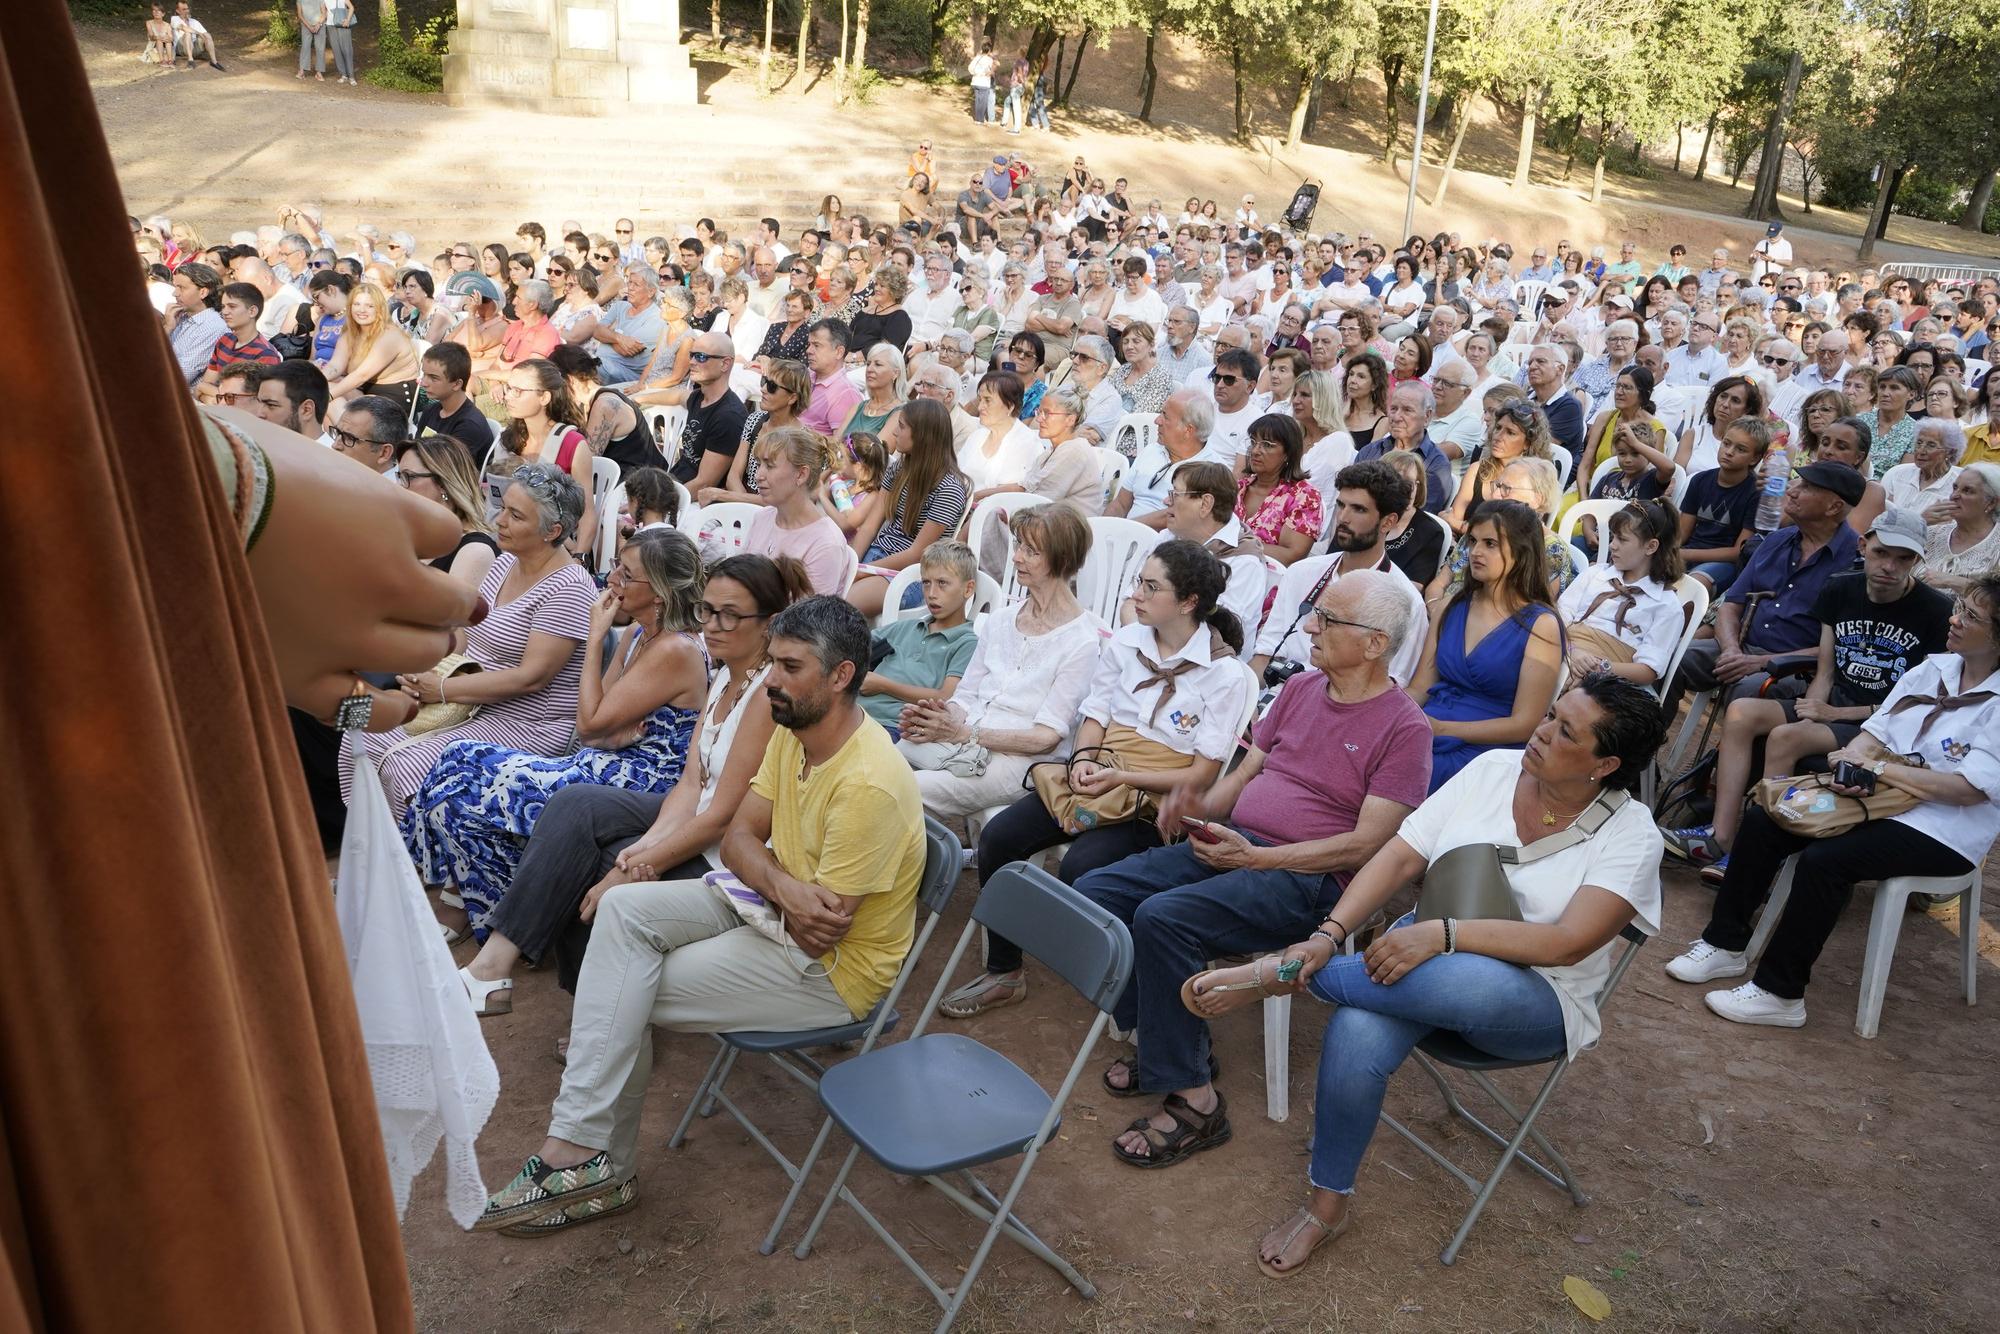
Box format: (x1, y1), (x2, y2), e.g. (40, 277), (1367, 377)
(1580, 579), (1643, 634)
(1133, 630), (1236, 728)
(1886, 683), (1997, 741)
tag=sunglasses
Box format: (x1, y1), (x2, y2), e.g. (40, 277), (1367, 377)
(689, 350), (718, 363)
(1760, 354), (1793, 367)
(1210, 372), (1244, 386)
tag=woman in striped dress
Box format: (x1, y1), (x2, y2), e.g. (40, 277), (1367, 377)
(403, 529), (712, 936)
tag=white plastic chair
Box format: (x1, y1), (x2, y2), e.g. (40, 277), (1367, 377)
(646, 405), (688, 464)
(1747, 856), (1982, 1039)
(1640, 576), (1710, 809)
(1110, 411), (1158, 461)
(1550, 446), (1575, 490)
(963, 491), (1049, 572)
(588, 455), (620, 573)
(879, 566), (1002, 626)
(1095, 447), (1130, 511)
(1511, 280), (1549, 311)
(832, 544), (860, 595)
(669, 477), (695, 531)
(1076, 516), (1160, 624)
(1557, 498), (1626, 564)
(689, 500), (762, 556)
(405, 337), (431, 426)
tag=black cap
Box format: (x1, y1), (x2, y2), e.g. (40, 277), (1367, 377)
(1797, 461), (1866, 507)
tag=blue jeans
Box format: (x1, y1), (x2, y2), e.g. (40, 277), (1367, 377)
(1688, 559), (1739, 590)
(1074, 837), (1342, 1092)
(1305, 913), (1565, 1192)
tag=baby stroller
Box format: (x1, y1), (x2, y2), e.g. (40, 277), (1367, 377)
(1282, 180), (1322, 235)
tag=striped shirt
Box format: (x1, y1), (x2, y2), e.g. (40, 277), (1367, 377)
(207, 332), (282, 376)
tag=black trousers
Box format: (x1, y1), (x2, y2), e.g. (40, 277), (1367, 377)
(483, 783), (708, 993)
(1702, 806), (1972, 1000)
(975, 793), (1162, 973)
(289, 709), (346, 853)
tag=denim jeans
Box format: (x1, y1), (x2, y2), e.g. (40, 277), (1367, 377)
(1074, 837), (1341, 1092)
(1688, 559), (1740, 590)
(1305, 913), (1565, 1192)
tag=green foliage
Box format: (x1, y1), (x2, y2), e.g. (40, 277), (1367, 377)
(68, 0), (147, 20)
(1891, 169), (1961, 223)
(366, 2), (456, 93)
(267, 0), (297, 46)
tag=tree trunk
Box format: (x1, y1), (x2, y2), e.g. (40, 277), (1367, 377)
(1139, 22), (1159, 122)
(793, 0), (812, 87)
(1285, 63), (1312, 148)
(1305, 77), (1323, 134)
(1693, 109), (1718, 181)
(1876, 162), (1907, 239)
(1059, 27), (1088, 105)
(852, 0), (870, 75)
(1511, 85), (1542, 188)
(834, 0), (848, 101)
(711, 0), (721, 41)
(1590, 113), (1609, 203)
(1745, 48), (1803, 220)
(1674, 123), (1684, 173)
(1858, 159), (1896, 262)
(759, 0), (774, 90)
(926, 0), (949, 74)
(1380, 55), (1403, 163)
(1232, 43), (1246, 140)
(1430, 91), (1477, 208)
(1960, 162), (1998, 232)
(1025, 23), (1056, 68)
(1052, 34), (1065, 98)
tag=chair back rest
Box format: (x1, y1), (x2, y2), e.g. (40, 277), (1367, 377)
(1077, 515), (1160, 623)
(1657, 574), (1711, 699)
(1111, 411), (1158, 461)
(689, 501), (762, 556)
(880, 566), (1003, 626)
(1557, 498), (1625, 561)
(917, 815), (965, 916)
(1095, 446), (1130, 509)
(1512, 280), (1549, 310)
(669, 477), (696, 531)
(588, 456), (621, 573)
(972, 863), (1134, 1012)
(833, 543), (860, 594)
(647, 406), (688, 462)
(964, 491), (1048, 572)
(1551, 445), (1575, 490)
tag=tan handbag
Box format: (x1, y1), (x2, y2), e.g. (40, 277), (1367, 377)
(1027, 724), (1191, 835)
(1754, 773), (1919, 839)
(401, 653), (484, 737)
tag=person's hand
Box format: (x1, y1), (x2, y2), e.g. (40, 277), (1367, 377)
(1714, 650), (1768, 684)
(239, 410), (481, 724)
(1363, 920), (1447, 985)
(1070, 761), (1120, 796)
(579, 863), (643, 923)
(396, 670), (443, 704)
(1825, 744), (1868, 770)
(1189, 822), (1262, 871)
(1793, 697), (1836, 723)
(588, 587), (621, 635)
(769, 877), (853, 956)
(696, 485), (731, 505)
(1154, 782), (1206, 837)
(1921, 499), (1954, 526)
(1566, 650), (1608, 678)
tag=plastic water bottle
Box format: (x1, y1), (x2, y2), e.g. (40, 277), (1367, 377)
(1754, 443), (1790, 532)
(828, 475), (855, 512)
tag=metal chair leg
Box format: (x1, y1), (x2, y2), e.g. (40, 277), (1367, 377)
(666, 1041), (732, 1149)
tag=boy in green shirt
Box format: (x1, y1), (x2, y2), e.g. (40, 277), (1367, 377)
(860, 540), (980, 736)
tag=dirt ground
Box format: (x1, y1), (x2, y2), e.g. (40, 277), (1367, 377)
(399, 839), (2000, 1334)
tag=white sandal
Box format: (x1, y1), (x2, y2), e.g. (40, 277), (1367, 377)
(460, 966), (513, 1017)
(437, 890), (470, 946)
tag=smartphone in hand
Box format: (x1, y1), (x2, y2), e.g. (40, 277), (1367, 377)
(1181, 816), (1224, 844)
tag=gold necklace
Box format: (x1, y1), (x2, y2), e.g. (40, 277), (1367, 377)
(1537, 781), (1595, 827)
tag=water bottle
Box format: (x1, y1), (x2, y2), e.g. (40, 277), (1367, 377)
(1754, 442), (1790, 532)
(828, 475), (855, 512)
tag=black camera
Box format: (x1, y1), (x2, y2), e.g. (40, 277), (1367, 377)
(1263, 657), (1305, 689)
(1833, 760), (1876, 794)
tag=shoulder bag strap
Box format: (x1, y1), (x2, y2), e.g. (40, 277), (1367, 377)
(1496, 788), (1629, 866)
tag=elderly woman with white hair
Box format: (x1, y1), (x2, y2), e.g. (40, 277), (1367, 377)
(975, 384), (1104, 514)
(1882, 417), (1966, 520)
(341, 462), (599, 821)
(1920, 461), (2000, 593)
(1067, 333), (1126, 448)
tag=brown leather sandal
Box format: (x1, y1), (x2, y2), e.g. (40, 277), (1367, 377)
(1109, 1092), (1231, 1168)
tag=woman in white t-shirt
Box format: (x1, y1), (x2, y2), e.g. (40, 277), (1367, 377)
(1187, 674), (1666, 1278)
(743, 425), (855, 596)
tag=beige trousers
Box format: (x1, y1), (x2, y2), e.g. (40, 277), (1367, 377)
(548, 877), (852, 1179)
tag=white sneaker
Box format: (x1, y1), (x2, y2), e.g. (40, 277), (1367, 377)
(1704, 981), (1806, 1028)
(1665, 940), (1747, 983)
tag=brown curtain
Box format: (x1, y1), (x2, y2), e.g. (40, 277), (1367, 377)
(0, 7), (413, 1329)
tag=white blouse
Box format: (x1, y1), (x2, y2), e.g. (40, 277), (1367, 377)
(952, 602), (1105, 754)
(1860, 653), (2000, 858)
(1922, 518), (2000, 582)
(957, 419), (1043, 492)
(1881, 462), (1960, 516)
(1557, 566), (1683, 680)
(693, 661), (772, 860)
(1082, 621), (1253, 760)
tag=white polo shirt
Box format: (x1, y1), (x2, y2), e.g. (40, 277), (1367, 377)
(1255, 553), (1429, 686)
(1083, 621), (1252, 761)
(1124, 439), (1234, 518)
(1860, 653), (2000, 857)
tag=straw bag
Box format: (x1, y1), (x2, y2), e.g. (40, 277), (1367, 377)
(1026, 725), (1191, 835)
(402, 653), (484, 737)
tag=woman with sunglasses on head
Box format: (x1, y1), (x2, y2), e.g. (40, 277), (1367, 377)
(453, 553), (814, 1013)
(406, 527), (712, 950)
(492, 357), (598, 560)
(1448, 395), (1557, 534)
(397, 433), (499, 592)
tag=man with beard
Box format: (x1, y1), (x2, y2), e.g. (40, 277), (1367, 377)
(249, 359), (331, 444)
(475, 596), (926, 1234)
(1252, 461), (1429, 687)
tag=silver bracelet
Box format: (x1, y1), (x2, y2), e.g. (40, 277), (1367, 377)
(437, 676), (446, 705)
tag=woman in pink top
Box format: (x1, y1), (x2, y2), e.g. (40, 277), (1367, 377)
(744, 424), (855, 595)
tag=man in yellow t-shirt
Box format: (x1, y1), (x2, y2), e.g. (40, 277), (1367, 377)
(478, 597), (925, 1236)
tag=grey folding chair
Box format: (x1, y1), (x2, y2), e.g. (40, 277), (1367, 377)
(665, 816), (963, 1251)
(1377, 924), (1646, 1265)
(778, 862), (1133, 1334)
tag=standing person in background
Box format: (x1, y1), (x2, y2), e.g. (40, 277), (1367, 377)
(968, 42), (996, 125)
(1004, 56), (1028, 134)
(295, 0), (325, 81)
(325, 0), (357, 86)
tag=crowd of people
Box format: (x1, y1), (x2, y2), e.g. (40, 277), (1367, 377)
(147, 152), (2000, 1283)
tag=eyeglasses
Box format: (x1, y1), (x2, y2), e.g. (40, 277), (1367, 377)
(1951, 596), (1991, 628)
(397, 467), (442, 488)
(694, 603), (768, 630)
(689, 350), (718, 363)
(1760, 354), (1793, 367)
(1131, 574), (1168, 597)
(615, 228), (633, 236)
(214, 389), (255, 406)
(330, 425), (392, 450)
(451, 250), (475, 260)
(499, 383), (542, 398)
(760, 377), (784, 394)
(1302, 605), (1381, 635)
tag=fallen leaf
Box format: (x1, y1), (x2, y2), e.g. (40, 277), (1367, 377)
(1563, 1275), (1612, 1322)
(1698, 1111), (1715, 1146)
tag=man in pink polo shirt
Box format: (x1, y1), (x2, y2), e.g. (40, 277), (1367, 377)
(800, 318), (861, 438)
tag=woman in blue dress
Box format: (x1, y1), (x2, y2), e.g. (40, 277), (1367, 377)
(1408, 499), (1565, 791)
(406, 527), (712, 936)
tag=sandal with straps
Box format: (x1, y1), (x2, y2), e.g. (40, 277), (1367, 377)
(1109, 1091), (1231, 1169)
(1100, 1051), (1221, 1099)
(1258, 1205), (1352, 1280)
(938, 971), (1025, 1019)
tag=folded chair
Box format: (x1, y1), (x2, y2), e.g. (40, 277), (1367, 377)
(1377, 924), (1645, 1265)
(778, 862), (1133, 1334)
(664, 816), (963, 1251)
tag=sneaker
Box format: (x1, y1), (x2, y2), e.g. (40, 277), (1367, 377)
(1704, 981), (1806, 1028)
(1665, 940), (1747, 984)
(498, 1178), (638, 1236)
(472, 1151), (620, 1231)
(1699, 853), (1730, 886)
(1662, 824), (1723, 866)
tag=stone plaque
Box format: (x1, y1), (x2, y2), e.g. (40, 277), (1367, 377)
(566, 8), (614, 51)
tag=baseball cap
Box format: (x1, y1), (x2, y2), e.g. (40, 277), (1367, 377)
(1605, 294), (1635, 310)
(1767, 221), (1785, 236)
(444, 272), (502, 304)
(1797, 461), (1866, 507)
(1867, 507), (1927, 555)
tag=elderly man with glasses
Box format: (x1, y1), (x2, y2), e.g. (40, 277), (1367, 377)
(1665, 310), (1727, 389)
(327, 395), (408, 476)
(1425, 362), (1487, 472)
(907, 354), (980, 448)
(1158, 305), (1213, 386)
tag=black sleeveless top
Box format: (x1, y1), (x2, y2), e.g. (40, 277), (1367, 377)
(595, 387), (666, 477)
(428, 530), (499, 575)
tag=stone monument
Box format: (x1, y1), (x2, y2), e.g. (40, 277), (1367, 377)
(444, 0), (697, 114)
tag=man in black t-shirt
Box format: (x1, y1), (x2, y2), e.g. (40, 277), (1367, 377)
(671, 330), (746, 491)
(1667, 508), (1952, 877)
(413, 341), (493, 465)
